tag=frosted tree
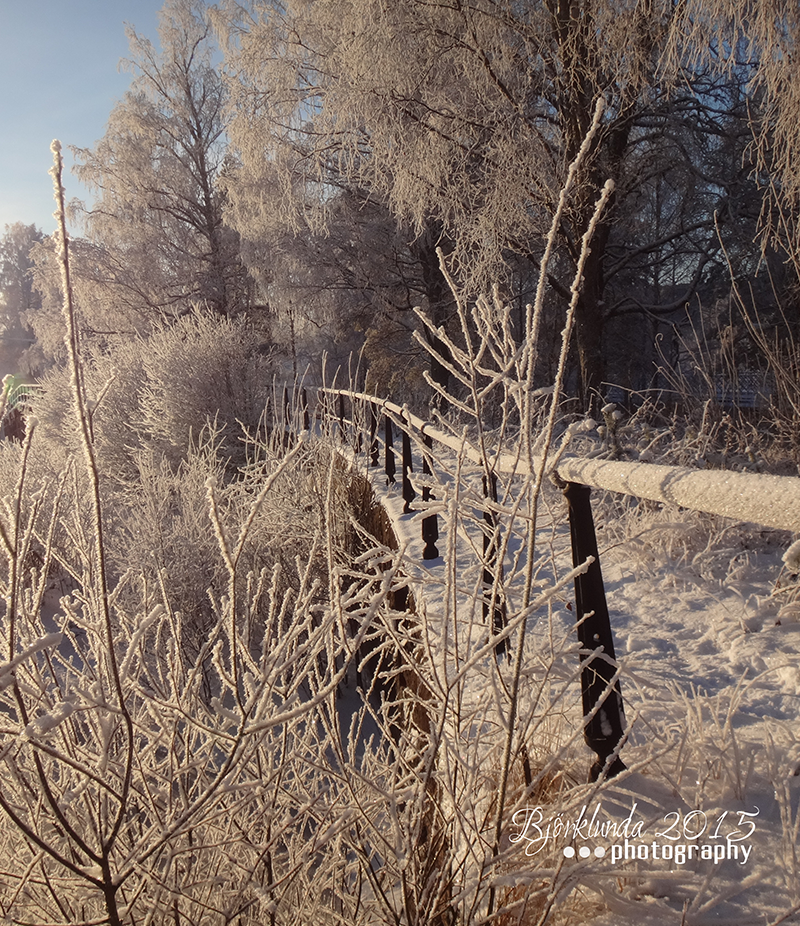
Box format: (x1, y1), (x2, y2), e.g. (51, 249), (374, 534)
(217, 19), (459, 399)
(660, 0), (800, 269)
(0, 223), (42, 375)
(228, 164), (457, 398)
(217, 0), (759, 408)
(71, 0), (253, 326)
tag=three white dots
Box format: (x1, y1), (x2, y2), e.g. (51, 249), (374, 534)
(563, 846), (606, 859)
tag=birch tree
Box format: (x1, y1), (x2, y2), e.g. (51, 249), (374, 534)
(72, 0), (252, 325)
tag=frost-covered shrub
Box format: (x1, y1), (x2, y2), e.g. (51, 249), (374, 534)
(0, 312), (276, 594)
(0, 426), (387, 925)
(133, 312), (272, 468)
(109, 426), (351, 636)
(0, 154), (378, 921)
(30, 311), (273, 481)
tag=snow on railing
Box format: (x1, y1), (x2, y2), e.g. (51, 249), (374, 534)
(322, 388), (800, 533)
(314, 386), (800, 780)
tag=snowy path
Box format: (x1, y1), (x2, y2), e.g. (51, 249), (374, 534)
(353, 446), (800, 926)
(362, 451), (799, 727)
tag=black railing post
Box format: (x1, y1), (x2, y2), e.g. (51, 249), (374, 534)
(421, 433), (439, 560)
(482, 471), (507, 656)
(401, 417), (416, 513)
(384, 415), (396, 485)
(338, 392), (346, 443)
(283, 386), (292, 446)
(265, 396), (273, 435)
(355, 400), (363, 455)
(369, 404), (379, 467)
(563, 482), (627, 781)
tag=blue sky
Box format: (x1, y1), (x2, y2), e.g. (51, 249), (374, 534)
(0, 0), (166, 235)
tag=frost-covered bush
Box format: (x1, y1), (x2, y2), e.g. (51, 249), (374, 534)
(0, 427), (388, 925)
(557, 396), (775, 474)
(0, 311), (279, 604)
(30, 310), (273, 480)
(134, 312), (272, 467)
(109, 426), (356, 637)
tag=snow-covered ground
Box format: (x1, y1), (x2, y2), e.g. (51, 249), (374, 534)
(365, 453), (800, 926)
(587, 523), (800, 925)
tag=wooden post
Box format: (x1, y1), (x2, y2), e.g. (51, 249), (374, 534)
(563, 482), (627, 781)
(301, 388), (310, 432)
(482, 471), (507, 656)
(283, 386), (292, 447)
(265, 396), (273, 435)
(401, 417), (415, 513)
(421, 433), (439, 560)
(385, 415), (396, 485)
(338, 392), (346, 442)
(369, 404), (379, 467)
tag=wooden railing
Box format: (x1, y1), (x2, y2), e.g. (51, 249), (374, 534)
(313, 387), (800, 780)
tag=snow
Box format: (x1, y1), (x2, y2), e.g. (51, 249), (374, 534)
(358, 446), (800, 926)
(24, 699), (74, 737)
(557, 456), (800, 533)
(0, 632), (63, 689)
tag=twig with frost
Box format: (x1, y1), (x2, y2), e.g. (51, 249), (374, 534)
(488, 176), (616, 917)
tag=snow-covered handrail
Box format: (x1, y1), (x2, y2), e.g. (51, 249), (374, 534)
(321, 388), (800, 533)
(554, 457), (800, 534)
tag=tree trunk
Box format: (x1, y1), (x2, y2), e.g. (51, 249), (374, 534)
(411, 222), (453, 407)
(549, 0), (632, 413)
(575, 245), (607, 412)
